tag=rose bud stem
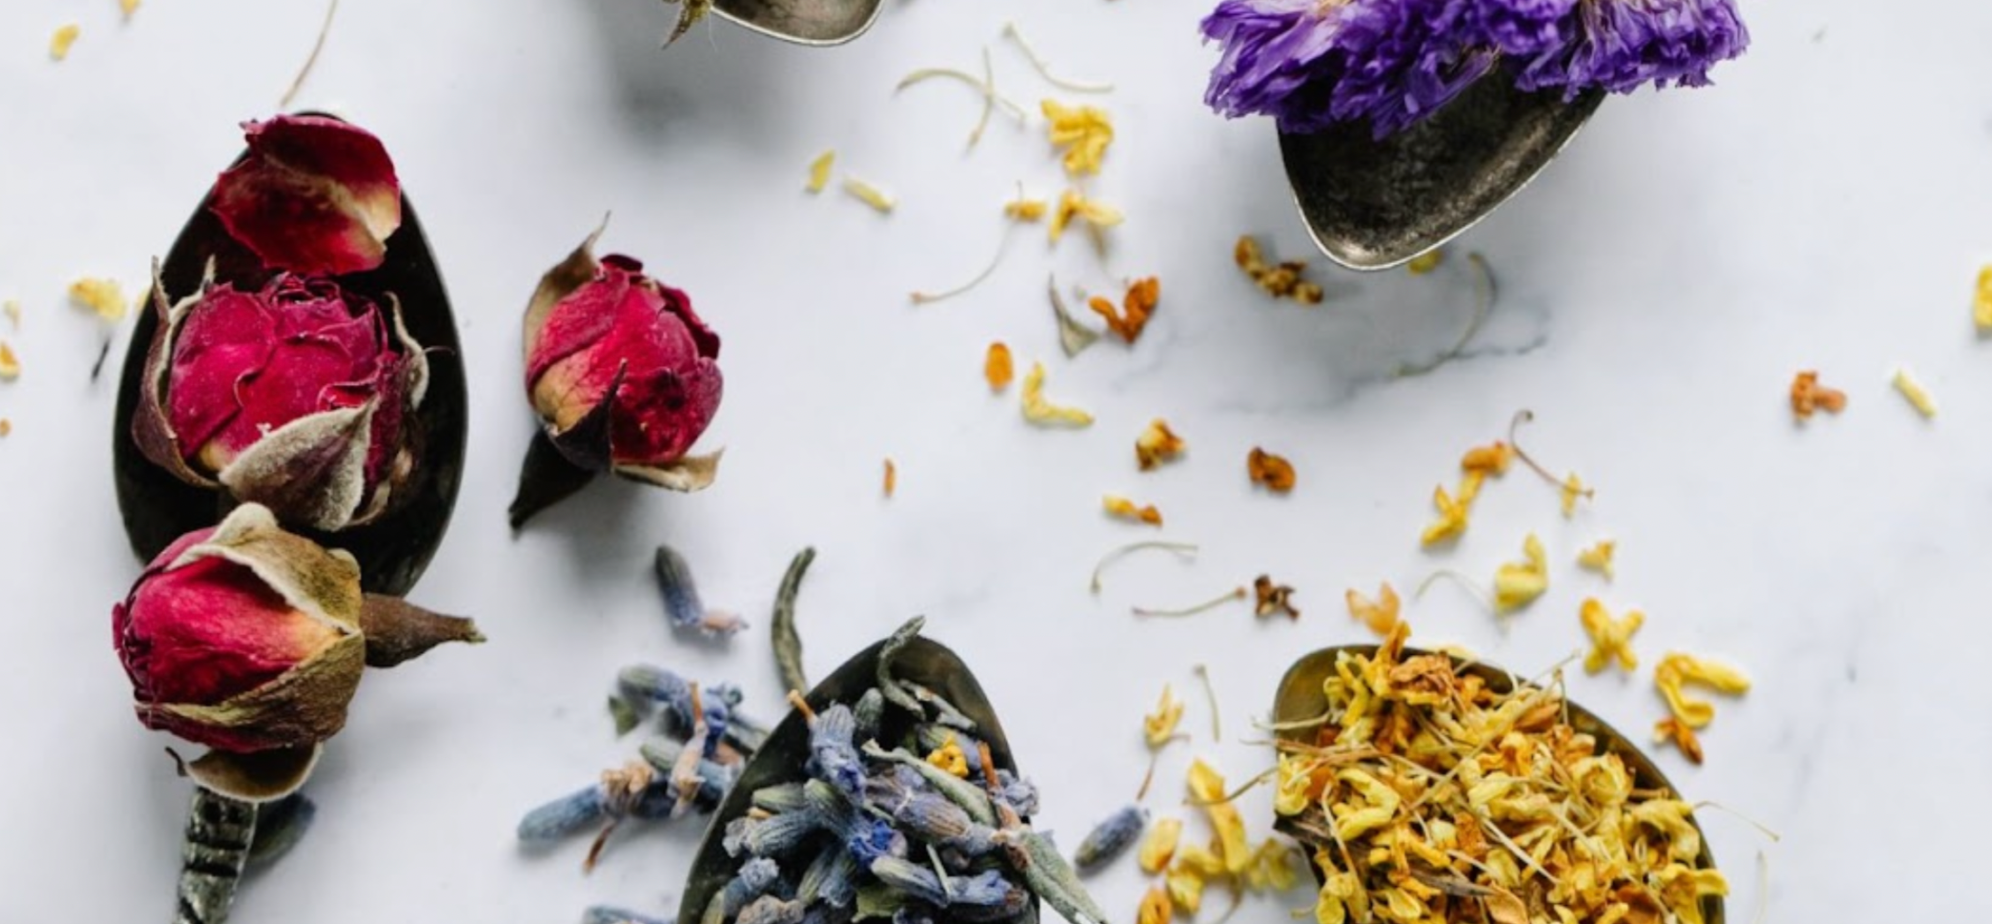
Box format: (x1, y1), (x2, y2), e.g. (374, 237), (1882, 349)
(358, 594), (485, 668)
(174, 787), (258, 924)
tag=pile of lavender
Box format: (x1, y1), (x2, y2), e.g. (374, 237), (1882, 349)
(518, 666), (766, 866)
(1201, 0), (1750, 138)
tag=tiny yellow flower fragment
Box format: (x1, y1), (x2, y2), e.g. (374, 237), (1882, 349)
(50, 24), (80, 61)
(1578, 598), (1643, 674)
(1344, 582), (1400, 638)
(68, 277), (128, 321)
(925, 733), (969, 778)
(2, 300), (19, 329)
(1049, 189), (1123, 244)
(1314, 866), (1363, 924)
(1461, 441), (1514, 475)
(1975, 265), (1992, 331)
(1420, 482), (1472, 546)
(1041, 99), (1114, 176)
(0, 419), (11, 438)
(1143, 684), (1184, 746)
(121, 0), (142, 19)
(1165, 865), (1205, 914)
(1137, 885), (1172, 924)
(1138, 817), (1182, 873)
(1405, 249), (1444, 275)
(1493, 533), (1548, 612)
(1187, 759), (1251, 874)
(0, 342), (18, 381)
(1020, 361), (1094, 427)
(1246, 840), (1300, 891)
(1003, 195), (1047, 223)
(1577, 539), (1616, 579)
(1136, 418), (1186, 470)
(1892, 368), (1937, 418)
(1104, 494), (1164, 526)
(882, 458), (897, 498)
(1654, 652), (1750, 730)
(805, 150), (835, 194)
(842, 176), (895, 214)
(1560, 472), (1591, 517)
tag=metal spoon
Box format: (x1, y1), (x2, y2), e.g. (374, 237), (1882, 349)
(1272, 645), (1725, 924)
(679, 628), (1034, 924)
(711, 0), (883, 46)
(1278, 81), (1604, 271)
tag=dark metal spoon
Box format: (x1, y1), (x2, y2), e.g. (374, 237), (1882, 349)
(1272, 645), (1725, 924)
(111, 135), (467, 598)
(1278, 81), (1604, 271)
(679, 630), (1033, 924)
(711, 0), (883, 46)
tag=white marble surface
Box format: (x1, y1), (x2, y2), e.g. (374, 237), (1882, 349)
(0, 0), (1979, 919)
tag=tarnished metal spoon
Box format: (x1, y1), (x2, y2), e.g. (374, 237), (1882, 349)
(679, 628), (1034, 924)
(1278, 81), (1604, 271)
(712, 0), (882, 46)
(111, 123), (467, 599)
(1272, 645), (1724, 924)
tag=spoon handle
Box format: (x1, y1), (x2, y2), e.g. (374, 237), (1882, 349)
(172, 788), (256, 924)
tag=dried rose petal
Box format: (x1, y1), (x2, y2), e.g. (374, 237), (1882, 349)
(210, 115), (402, 276)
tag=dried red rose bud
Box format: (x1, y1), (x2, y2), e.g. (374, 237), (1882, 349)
(521, 231), (723, 490)
(132, 272), (428, 532)
(210, 114), (402, 276)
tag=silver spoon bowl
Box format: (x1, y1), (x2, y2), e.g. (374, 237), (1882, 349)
(1278, 81), (1604, 271)
(712, 0), (882, 46)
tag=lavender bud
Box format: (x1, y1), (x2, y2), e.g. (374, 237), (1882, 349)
(704, 857), (782, 924)
(1073, 805), (1147, 872)
(806, 780), (903, 865)
(799, 846), (859, 907)
(655, 544), (746, 637)
(946, 870), (1026, 909)
(994, 771), (1039, 819)
(518, 786), (605, 841)
(729, 810), (824, 858)
(808, 704), (865, 802)
(737, 896), (806, 924)
(868, 857), (950, 907)
(586, 908), (672, 924)
(639, 739), (738, 800)
(751, 782), (810, 814)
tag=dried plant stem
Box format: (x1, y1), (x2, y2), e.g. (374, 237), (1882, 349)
(1396, 252), (1495, 378)
(785, 689), (817, 723)
(771, 547), (816, 695)
(911, 228), (1010, 305)
(278, 0), (340, 109)
(1414, 569), (1496, 615)
(173, 787), (256, 924)
(1002, 21), (1114, 93)
(1089, 541), (1197, 593)
(1132, 586), (1245, 618)
(1136, 734), (1187, 801)
(1182, 766), (1276, 807)
(1193, 664), (1221, 741)
(1507, 410), (1591, 502)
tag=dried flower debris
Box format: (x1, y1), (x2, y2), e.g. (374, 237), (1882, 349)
(1090, 276), (1160, 343)
(1145, 684), (1185, 746)
(1420, 440), (1512, 545)
(1492, 533), (1548, 613)
(1104, 494), (1165, 526)
(1404, 248), (1444, 275)
(1003, 21), (1115, 94)
(842, 176), (896, 214)
(1247, 447), (1295, 493)
(3, 300), (19, 329)
(1004, 192), (1048, 222)
(1892, 367), (1937, 418)
(1042, 99), (1115, 176)
(50, 24), (80, 61)
(1789, 371), (1846, 419)
(1579, 598), (1644, 674)
(1021, 361), (1094, 427)
(1133, 586), (1247, 618)
(69, 277), (128, 321)
(882, 459), (897, 498)
(1139, 818), (1182, 873)
(911, 231), (1009, 304)
(1976, 265), (1992, 331)
(122, 0), (142, 20)
(1075, 804), (1149, 871)
(1136, 419), (1186, 470)
(1577, 539), (1617, 579)
(1048, 276), (1102, 357)
(1234, 235), (1324, 305)
(1253, 574), (1299, 620)
(1344, 582), (1401, 638)
(985, 342), (1015, 391)
(1276, 633), (1729, 924)
(1654, 652), (1750, 732)
(1050, 189), (1124, 244)
(1509, 410), (1593, 517)
(805, 151), (835, 193)
(0, 342), (19, 381)
(0, 419), (13, 438)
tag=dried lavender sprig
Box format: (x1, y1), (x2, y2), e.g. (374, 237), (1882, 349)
(519, 786), (609, 841)
(656, 544), (745, 637)
(586, 907), (673, 924)
(1001, 825), (1108, 924)
(1073, 805), (1147, 872)
(798, 844), (860, 907)
(723, 810), (824, 858)
(858, 741), (995, 826)
(804, 780), (905, 864)
(870, 857), (1018, 908)
(619, 665), (766, 755)
(807, 704), (866, 803)
(865, 773), (1001, 857)
(636, 740), (735, 810)
(703, 858), (783, 924)
(771, 547), (816, 694)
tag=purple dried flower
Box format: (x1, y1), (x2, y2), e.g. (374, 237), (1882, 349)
(807, 704), (866, 802)
(518, 786), (606, 841)
(1471, 0), (1578, 55)
(1522, 0), (1749, 97)
(1326, 0), (1495, 138)
(798, 848), (860, 907)
(1200, 0), (1346, 131)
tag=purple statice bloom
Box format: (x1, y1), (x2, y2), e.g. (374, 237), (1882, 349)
(1522, 0), (1749, 98)
(1200, 0), (1348, 131)
(1471, 0), (1578, 56)
(1329, 0), (1496, 138)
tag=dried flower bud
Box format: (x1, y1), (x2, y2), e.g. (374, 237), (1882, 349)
(1135, 419), (1186, 470)
(210, 115), (402, 276)
(1074, 804), (1147, 871)
(1247, 447), (1296, 492)
(1254, 574), (1299, 619)
(134, 274), (428, 532)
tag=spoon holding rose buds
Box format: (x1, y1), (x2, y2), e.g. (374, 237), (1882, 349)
(1277, 81), (1604, 271)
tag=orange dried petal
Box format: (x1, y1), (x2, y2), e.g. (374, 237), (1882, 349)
(985, 342), (1015, 391)
(1248, 447), (1296, 493)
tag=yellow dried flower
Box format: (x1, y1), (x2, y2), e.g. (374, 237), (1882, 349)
(1138, 817), (1183, 874)
(1493, 533), (1547, 612)
(1041, 99), (1114, 175)
(1577, 539), (1616, 579)
(1004, 195), (1047, 222)
(0, 419), (11, 438)
(69, 277), (128, 321)
(925, 733), (969, 778)
(1143, 684), (1184, 746)
(1461, 441), (1514, 475)
(1049, 189), (1123, 243)
(882, 459), (897, 498)
(1405, 249), (1444, 275)
(1344, 582), (1400, 638)
(985, 342), (1014, 391)
(1977, 265), (1992, 331)
(1893, 368), (1937, 418)
(1247, 840), (1300, 891)
(2, 300), (19, 329)
(1790, 370), (1847, 419)
(1103, 494), (1163, 526)
(1560, 472), (1589, 517)
(842, 176), (895, 213)
(1165, 865), (1205, 914)
(1314, 866), (1362, 924)
(1136, 418), (1186, 470)
(805, 150), (835, 194)
(1247, 447), (1296, 493)
(1654, 652), (1750, 729)
(1020, 361), (1094, 427)
(0, 342), (18, 382)
(121, 0), (142, 18)
(1420, 482), (1472, 545)
(1578, 598), (1643, 674)
(1274, 753), (1316, 816)
(1175, 841), (1227, 877)
(1187, 760), (1251, 874)
(50, 24), (80, 61)
(1137, 885), (1171, 924)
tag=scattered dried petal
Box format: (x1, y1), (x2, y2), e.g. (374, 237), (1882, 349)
(1049, 276), (1102, 357)
(1788, 370), (1847, 419)
(1137, 885), (1172, 924)
(1654, 716), (1704, 764)
(1004, 195), (1048, 222)
(1344, 583), (1400, 637)
(1579, 598), (1643, 674)
(1253, 575), (1298, 620)
(1136, 418), (1186, 470)
(1144, 685), (1185, 746)
(985, 342), (1015, 391)
(1103, 494), (1165, 526)
(1405, 249), (1444, 275)
(1042, 99), (1115, 176)
(842, 177), (896, 214)
(1460, 441), (1514, 475)
(49, 24), (80, 61)
(1247, 447), (1295, 493)
(1493, 533), (1548, 612)
(1139, 818), (1183, 873)
(0, 419), (11, 437)
(1577, 540), (1617, 579)
(1234, 235), (1324, 305)
(882, 459), (897, 498)
(1892, 368), (1937, 418)
(68, 277), (128, 321)
(1021, 361), (1094, 427)
(1654, 652), (1751, 729)
(2, 300), (18, 329)
(1090, 276), (1160, 343)
(1420, 479), (1475, 546)
(1560, 473), (1590, 518)
(1186, 760), (1251, 874)
(1050, 190), (1124, 244)
(1976, 265), (1992, 331)
(0, 342), (18, 381)
(121, 0), (142, 19)
(806, 150), (835, 194)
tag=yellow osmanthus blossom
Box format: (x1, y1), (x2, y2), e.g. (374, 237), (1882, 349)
(1405, 249), (1444, 275)
(1493, 533), (1548, 612)
(925, 733), (968, 777)
(69, 277), (128, 321)
(1560, 472), (1590, 517)
(1578, 598), (1643, 674)
(1135, 418), (1186, 470)
(1246, 840), (1300, 891)
(1020, 361), (1094, 427)
(1138, 817), (1182, 874)
(1577, 539), (1616, 579)
(1143, 684), (1184, 746)
(1344, 582), (1400, 638)
(1048, 189), (1123, 243)
(1313, 863), (1363, 924)
(50, 24), (80, 61)
(1136, 886), (1171, 924)
(1419, 482), (1473, 545)
(1654, 652), (1750, 730)
(1187, 759), (1252, 874)
(1976, 265), (1992, 331)
(1461, 441), (1514, 475)
(0, 342), (18, 381)
(805, 150), (835, 193)
(1893, 368), (1937, 418)
(1165, 864), (1205, 914)
(1103, 494), (1164, 526)
(1041, 99), (1114, 175)
(1166, 840), (1228, 913)
(1003, 195), (1047, 222)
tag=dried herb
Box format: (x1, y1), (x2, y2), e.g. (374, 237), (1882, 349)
(1492, 533), (1548, 613)
(656, 544), (745, 637)
(0, 342), (18, 381)
(843, 177), (896, 214)
(1133, 586), (1246, 618)
(1074, 805), (1148, 872)
(1405, 248), (1444, 275)
(897, 51), (1026, 148)
(1090, 540), (1198, 593)
(771, 547), (816, 695)
(1135, 419), (1185, 470)
(1089, 276), (1160, 343)
(1021, 361), (1094, 427)
(1508, 410), (1594, 516)
(805, 151), (835, 194)
(1579, 598), (1644, 674)
(609, 696), (641, 737)
(1048, 275), (1101, 357)
(1892, 367), (1937, 418)
(1577, 539), (1617, 579)
(1143, 684), (1184, 746)
(1789, 370), (1846, 419)
(1042, 100), (1115, 176)
(1246, 447), (1295, 493)
(1343, 583), (1401, 637)
(1234, 236), (1323, 305)
(1103, 494), (1164, 526)
(69, 276), (127, 321)
(1252, 575), (1298, 619)
(1049, 190), (1122, 247)
(1138, 819), (1182, 873)
(985, 342), (1015, 390)
(882, 459), (897, 497)
(279, 0), (341, 108)
(1976, 265), (1992, 331)
(1002, 21), (1115, 94)
(49, 24), (79, 61)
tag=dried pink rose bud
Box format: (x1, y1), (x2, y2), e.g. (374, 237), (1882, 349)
(132, 272), (429, 532)
(511, 230), (723, 525)
(210, 114), (402, 276)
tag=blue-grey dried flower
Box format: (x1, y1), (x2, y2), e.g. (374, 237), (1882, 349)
(857, 741), (995, 827)
(586, 906), (672, 924)
(519, 786), (604, 841)
(806, 780), (905, 864)
(869, 858), (1016, 909)
(639, 739), (738, 805)
(704, 857), (783, 924)
(866, 776), (1000, 858)
(655, 543), (746, 637)
(736, 896), (806, 924)
(619, 665), (763, 755)
(993, 771), (1039, 819)
(808, 704), (866, 802)
(724, 810), (824, 858)
(1073, 805), (1147, 872)
(798, 845), (860, 907)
